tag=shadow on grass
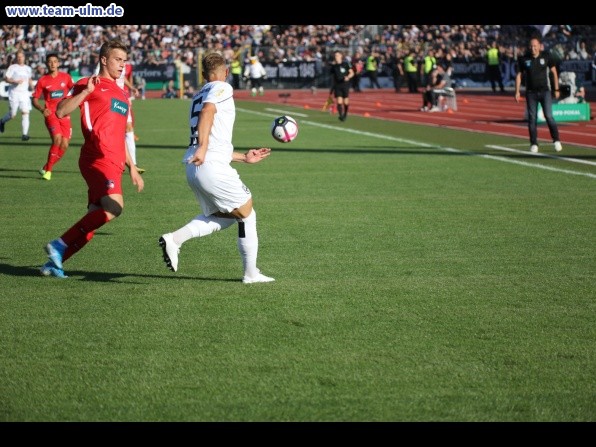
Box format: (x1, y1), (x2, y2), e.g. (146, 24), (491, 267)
(0, 167), (80, 180)
(0, 263), (240, 283)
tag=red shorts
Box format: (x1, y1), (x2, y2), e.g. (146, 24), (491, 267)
(45, 113), (72, 139)
(79, 158), (124, 206)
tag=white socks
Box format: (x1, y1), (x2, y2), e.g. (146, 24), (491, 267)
(171, 213), (235, 246)
(125, 131), (136, 165)
(237, 210), (259, 278)
(170, 210), (260, 278)
(22, 113), (29, 135)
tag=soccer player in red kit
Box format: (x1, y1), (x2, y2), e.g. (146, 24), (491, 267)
(41, 39), (144, 278)
(32, 53), (74, 181)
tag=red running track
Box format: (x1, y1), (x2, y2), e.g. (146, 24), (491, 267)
(235, 88), (596, 149)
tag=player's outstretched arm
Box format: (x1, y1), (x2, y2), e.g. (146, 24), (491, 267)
(235, 148), (272, 163)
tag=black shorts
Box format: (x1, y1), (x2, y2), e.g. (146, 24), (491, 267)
(333, 82), (350, 99)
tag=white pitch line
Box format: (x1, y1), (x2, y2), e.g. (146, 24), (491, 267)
(237, 107), (596, 179)
(264, 108), (309, 118)
(487, 144), (596, 166)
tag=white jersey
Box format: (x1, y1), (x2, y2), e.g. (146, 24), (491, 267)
(184, 80), (235, 164)
(243, 61), (266, 79)
(5, 63), (32, 95)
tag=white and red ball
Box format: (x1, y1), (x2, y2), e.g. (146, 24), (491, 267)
(271, 115), (298, 143)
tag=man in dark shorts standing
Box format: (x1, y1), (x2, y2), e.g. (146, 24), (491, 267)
(330, 51), (354, 122)
(515, 36), (562, 153)
(41, 39), (144, 278)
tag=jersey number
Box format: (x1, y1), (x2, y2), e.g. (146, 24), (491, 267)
(189, 94), (204, 146)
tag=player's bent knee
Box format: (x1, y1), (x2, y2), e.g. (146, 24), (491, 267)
(101, 196), (124, 218)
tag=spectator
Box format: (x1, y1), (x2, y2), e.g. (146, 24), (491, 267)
(557, 71), (586, 104)
(385, 46), (404, 93)
(350, 51), (363, 92)
(420, 64), (451, 112)
(162, 79), (178, 98)
(135, 75), (146, 100)
(183, 80), (195, 98)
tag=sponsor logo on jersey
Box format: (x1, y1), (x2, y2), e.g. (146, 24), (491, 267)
(50, 90), (64, 99)
(111, 98), (129, 116)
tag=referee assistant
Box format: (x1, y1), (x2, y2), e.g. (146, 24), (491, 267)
(330, 51), (354, 122)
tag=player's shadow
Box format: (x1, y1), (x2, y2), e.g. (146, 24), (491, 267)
(0, 263), (240, 283)
(0, 167), (80, 180)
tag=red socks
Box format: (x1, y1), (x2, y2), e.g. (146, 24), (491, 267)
(44, 144), (65, 172)
(60, 209), (110, 261)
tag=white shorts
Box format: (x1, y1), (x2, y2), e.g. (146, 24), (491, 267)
(185, 159), (251, 216)
(9, 92), (32, 115)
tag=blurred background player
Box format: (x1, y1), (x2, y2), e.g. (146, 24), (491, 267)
(0, 50), (34, 140)
(120, 60), (144, 173)
(243, 55), (267, 96)
(32, 53), (74, 180)
(329, 50), (354, 121)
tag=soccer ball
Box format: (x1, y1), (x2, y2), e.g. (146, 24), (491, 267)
(271, 115), (298, 143)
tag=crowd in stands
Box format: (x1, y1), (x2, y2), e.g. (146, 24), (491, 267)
(1, 24), (594, 81)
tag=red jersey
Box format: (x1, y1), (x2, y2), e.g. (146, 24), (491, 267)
(32, 71), (74, 112)
(74, 76), (130, 170)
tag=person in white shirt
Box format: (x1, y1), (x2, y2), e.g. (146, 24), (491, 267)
(159, 51), (274, 284)
(243, 55), (267, 97)
(0, 50), (34, 140)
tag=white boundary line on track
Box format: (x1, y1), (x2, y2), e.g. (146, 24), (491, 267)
(239, 107), (596, 179)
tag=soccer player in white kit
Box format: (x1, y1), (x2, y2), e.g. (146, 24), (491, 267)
(0, 50), (34, 140)
(159, 51), (274, 284)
